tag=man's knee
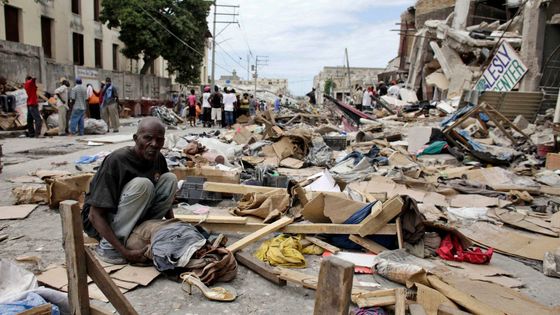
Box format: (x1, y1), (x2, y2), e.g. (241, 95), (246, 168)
(124, 177), (155, 195)
(156, 173), (177, 196)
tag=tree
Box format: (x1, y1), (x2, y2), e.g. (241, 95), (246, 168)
(324, 78), (335, 96)
(100, 0), (211, 84)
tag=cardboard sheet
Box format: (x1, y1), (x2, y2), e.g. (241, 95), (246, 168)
(0, 204), (38, 220)
(305, 171), (340, 192)
(459, 222), (560, 261)
(111, 265), (160, 286)
(302, 192), (366, 224)
(407, 127), (432, 154)
(448, 194), (510, 208)
(37, 266), (69, 289)
(488, 208), (559, 237)
(280, 157), (304, 169)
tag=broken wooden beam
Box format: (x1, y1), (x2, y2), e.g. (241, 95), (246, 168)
(305, 236), (340, 253)
(357, 196), (404, 237)
(235, 251), (287, 286)
(352, 289), (397, 308)
(174, 214), (248, 224)
(192, 222), (397, 235)
(349, 235), (388, 254)
(226, 216), (294, 253)
(60, 200), (91, 315)
(314, 256), (354, 315)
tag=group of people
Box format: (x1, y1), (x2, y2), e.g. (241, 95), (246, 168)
(12, 76), (121, 138)
(351, 80), (403, 111)
(51, 77), (120, 136)
(174, 86), (260, 129)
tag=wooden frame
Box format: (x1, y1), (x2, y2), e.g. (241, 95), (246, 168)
(59, 200), (138, 315)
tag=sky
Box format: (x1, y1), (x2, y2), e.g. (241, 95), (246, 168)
(208, 0), (416, 96)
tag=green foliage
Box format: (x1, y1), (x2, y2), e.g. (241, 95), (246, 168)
(324, 78), (334, 96)
(100, 0), (211, 84)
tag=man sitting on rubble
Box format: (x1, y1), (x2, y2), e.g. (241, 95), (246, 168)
(82, 117), (177, 264)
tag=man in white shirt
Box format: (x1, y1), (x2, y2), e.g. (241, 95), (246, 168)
(223, 87), (236, 129)
(201, 86), (212, 127)
(362, 88), (372, 107)
(387, 81), (400, 98)
(54, 79), (70, 136)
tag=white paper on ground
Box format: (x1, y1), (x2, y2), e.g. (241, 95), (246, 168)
(333, 252), (376, 267)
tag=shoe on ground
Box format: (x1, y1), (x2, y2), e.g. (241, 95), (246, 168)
(113, 129), (119, 133)
(94, 244), (127, 265)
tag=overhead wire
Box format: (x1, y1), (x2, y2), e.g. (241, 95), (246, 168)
(134, 3), (233, 74)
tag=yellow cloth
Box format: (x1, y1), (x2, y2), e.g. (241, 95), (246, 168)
(254, 234), (323, 268)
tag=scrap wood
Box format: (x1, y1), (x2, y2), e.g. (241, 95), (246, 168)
(0, 204), (38, 220)
(427, 275), (505, 315)
(187, 221), (397, 235)
(415, 283), (459, 315)
(234, 251), (287, 286)
(349, 235), (388, 254)
(357, 196), (404, 237)
(203, 182), (286, 194)
(175, 214), (248, 224)
(313, 256), (354, 315)
(17, 303), (52, 315)
(226, 216), (294, 253)
(305, 236), (340, 253)
(351, 289), (397, 307)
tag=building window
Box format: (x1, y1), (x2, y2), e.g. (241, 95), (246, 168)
(4, 5), (21, 43)
(41, 16), (53, 58)
(112, 44), (119, 71)
(93, 0), (100, 21)
(72, 0), (80, 15)
(94, 39), (102, 68)
(72, 33), (84, 65)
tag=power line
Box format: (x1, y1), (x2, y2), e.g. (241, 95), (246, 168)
(215, 41), (246, 70)
(135, 3), (233, 74)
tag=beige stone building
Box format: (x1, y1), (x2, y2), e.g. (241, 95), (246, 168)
(0, 0), (170, 77)
(313, 66), (384, 104)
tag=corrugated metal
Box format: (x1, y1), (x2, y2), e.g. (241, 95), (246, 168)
(479, 91), (543, 121)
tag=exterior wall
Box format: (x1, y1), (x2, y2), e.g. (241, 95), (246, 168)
(0, 0), (167, 74)
(415, 0), (456, 29)
(313, 66), (384, 104)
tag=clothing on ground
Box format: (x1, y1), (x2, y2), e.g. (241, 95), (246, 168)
(151, 222), (207, 271)
(254, 234), (323, 268)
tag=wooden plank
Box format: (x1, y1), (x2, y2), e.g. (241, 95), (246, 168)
(409, 304), (428, 315)
(89, 305), (113, 315)
(226, 217), (294, 253)
(437, 304), (472, 315)
(174, 214), (248, 224)
(305, 236), (340, 253)
(427, 275), (504, 315)
(396, 217), (404, 249)
(84, 249), (138, 315)
(352, 289), (396, 307)
(313, 256), (354, 315)
(59, 200), (91, 315)
(195, 222), (397, 235)
(235, 251), (287, 286)
(358, 196), (403, 237)
(349, 235), (388, 254)
(395, 287), (407, 315)
(18, 304), (52, 315)
(203, 182), (286, 194)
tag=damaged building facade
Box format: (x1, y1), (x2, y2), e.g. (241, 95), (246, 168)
(385, 0), (560, 113)
(314, 66), (384, 105)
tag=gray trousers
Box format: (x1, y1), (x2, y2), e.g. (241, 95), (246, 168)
(101, 102), (120, 131)
(57, 106), (68, 135)
(99, 173), (177, 250)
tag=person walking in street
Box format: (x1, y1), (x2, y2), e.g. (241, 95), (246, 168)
(54, 79), (70, 136)
(274, 94), (282, 113)
(69, 77), (88, 136)
(249, 94), (257, 116)
(24, 76), (43, 138)
(209, 86), (223, 128)
(187, 89), (197, 127)
(87, 83), (102, 120)
(223, 87), (236, 129)
(101, 77), (120, 132)
(201, 86), (212, 127)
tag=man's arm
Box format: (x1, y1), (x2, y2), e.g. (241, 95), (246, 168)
(88, 205), (147, 263)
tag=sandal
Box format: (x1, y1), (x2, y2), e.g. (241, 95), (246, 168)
(180, 273), (237, 302)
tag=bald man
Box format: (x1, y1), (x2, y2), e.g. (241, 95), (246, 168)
(82, 118), (177, 264)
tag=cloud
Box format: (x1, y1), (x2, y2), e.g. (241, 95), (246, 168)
(210, 0), (415, 95)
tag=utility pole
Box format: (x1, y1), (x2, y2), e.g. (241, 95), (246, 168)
(210, 2), (239, 88)
(345, 48), (352, 98)
(253, 55), (269, 99)
(247, 53), (250, 81)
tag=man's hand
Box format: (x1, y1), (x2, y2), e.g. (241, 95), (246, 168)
(123, 246), (149, 263)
